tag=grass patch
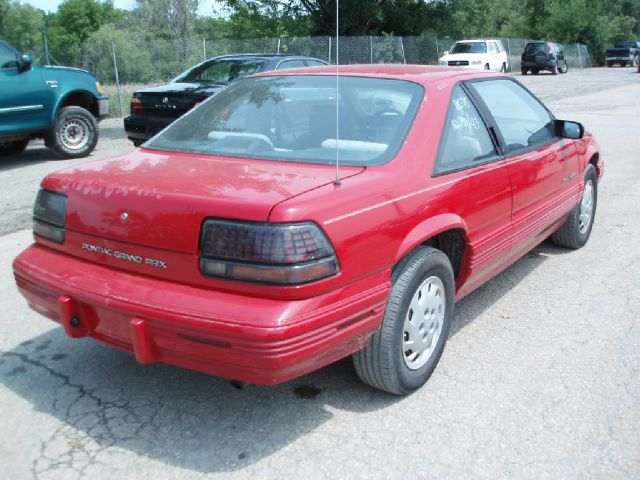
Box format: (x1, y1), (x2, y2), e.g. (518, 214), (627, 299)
(102, 83), (156, 118)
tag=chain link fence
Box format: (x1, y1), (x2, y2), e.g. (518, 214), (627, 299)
(27, 34), (593, 117)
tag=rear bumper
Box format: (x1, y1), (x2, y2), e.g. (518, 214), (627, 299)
(521, 60), (557, 69)
(13, 244), (388, 385)
(123, 115), (175, 143)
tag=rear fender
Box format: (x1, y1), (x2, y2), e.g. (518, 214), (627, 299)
(394, 213), (468, 264)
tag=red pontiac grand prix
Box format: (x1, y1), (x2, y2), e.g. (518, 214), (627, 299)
(13, 66), (603, 394)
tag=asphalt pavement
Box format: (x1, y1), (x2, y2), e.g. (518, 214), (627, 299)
(0, 67), (638, 479)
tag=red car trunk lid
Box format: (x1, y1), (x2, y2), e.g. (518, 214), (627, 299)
(41, 149), (363, 255)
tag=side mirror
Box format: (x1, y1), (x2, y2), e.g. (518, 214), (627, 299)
(556, 120), (584, 139)
(19, 53), (32, 73)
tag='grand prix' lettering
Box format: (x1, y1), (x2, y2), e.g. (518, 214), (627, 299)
(81, 242), (167, 269)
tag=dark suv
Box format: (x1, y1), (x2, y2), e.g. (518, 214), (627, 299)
(124, 54), (327, 146)
(521, 42), (568, 75)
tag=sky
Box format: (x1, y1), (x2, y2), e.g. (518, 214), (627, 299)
(21, 0), (220, 16)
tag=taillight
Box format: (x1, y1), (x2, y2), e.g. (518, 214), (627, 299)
(199, 219), (339, 285)
(33, 189), (67, 243)
(130, 97), (144, 115)
(548, 44), (553, 54)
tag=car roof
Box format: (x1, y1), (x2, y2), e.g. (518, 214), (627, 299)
(252, 64), (499, 86)
(208, 54), (324, 61)
(455, 39), (501, 42)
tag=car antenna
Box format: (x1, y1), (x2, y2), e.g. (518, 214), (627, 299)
(334, 0), (341, 186)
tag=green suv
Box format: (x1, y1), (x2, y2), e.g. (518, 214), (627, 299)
(0, 40), (108, 158)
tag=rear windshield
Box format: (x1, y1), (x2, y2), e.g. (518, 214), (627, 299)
(174, 58), (267, 84)
(524, 43), (548, 54)
(450, 42), (487, 54)
(614, 41), (636, 48)
(145, 75), (424, 166)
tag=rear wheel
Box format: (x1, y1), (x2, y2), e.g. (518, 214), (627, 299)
(521, 67), (528, 75)
(48, 106), (98, 159)
(353, 247), (455, 394)
(500, 62), (507, 73)
(0, 139), (29, 156)
(607, 61), (613, 67)
(551, 165), (597, 249)
(531, 68), (539, 75)
(551, 64), (558, 75)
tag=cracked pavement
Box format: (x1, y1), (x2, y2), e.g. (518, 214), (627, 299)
(1, 68), (639, 479)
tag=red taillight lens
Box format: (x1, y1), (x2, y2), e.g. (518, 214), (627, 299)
(131, 97), (144, 115)
(33, 189), (67, 243)
(199, 220), (339, 284)
(548, 44), (553, 54)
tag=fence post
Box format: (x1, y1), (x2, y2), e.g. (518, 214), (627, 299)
(111, 42), (124, 118)
(42, 31), (51, 65)
(328, 36), (332, 64)
(202, 38), (206, 61)
(277, 38), (281, 54)
(577, 43), (583, 68)
(399, 37), (406, 64)
(370, 36), (373, 63)
(435, 34), (439, 60)
(506, 38), (512, 72)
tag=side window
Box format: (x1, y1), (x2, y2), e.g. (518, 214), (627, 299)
(305, 60), (326, 67)
(434, 86), (498, 175)
(277, 59), (306, 70)
(488, 42), (496, 54)
(470, 79), (555, 154)
(0, 45), (18, 70)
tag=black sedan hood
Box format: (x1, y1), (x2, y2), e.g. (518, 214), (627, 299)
(137, 82), (225, 98)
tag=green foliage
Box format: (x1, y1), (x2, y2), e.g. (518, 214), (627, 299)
(1, 0), (45, 52)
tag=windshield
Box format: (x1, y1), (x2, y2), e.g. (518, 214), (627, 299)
(173, 58), (267, 84)
(614, 41), (635, 48)
(145, 75), (423, 166)
(450, 42), (487, 54)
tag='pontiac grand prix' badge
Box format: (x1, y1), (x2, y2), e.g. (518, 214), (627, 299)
(81, 242), (167, 269)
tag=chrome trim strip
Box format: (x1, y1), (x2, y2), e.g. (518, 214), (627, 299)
(324, 162), (506, 225)
(0, 104), (44, 114)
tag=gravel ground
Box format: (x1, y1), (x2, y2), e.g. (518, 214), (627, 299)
(0, 67), (638, 479)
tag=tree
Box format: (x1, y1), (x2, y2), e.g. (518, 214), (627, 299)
(2, 1), (45, 52)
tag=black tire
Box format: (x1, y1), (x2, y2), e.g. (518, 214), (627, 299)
(551, 164), (597, 249)
(521, 67), (528, 75)
(500, 62), (507, 73)
(353, 247), (455, 395)
(48, 106), (98, 159)
(620, 61), (627, 67)
(606, 61), (612, 67)
(484, 63), (490, 70)
(532, 68), (539, 75)
(560, 62), (568, 73)
(551, 64), (558, 75)
(0, 139), (29, 156)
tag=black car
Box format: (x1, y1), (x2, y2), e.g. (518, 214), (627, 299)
(521, 41), (568, 75)
(124, 54), (327, 146)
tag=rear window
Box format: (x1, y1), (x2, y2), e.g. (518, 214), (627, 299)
(145, 75), (424, 166)
(450, 42), (487, 54)
(524, 43), (548, 54)
(174, 58), (267, 84)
